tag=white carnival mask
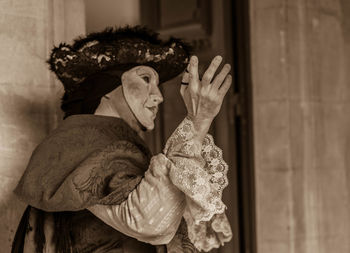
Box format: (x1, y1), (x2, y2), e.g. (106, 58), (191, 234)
(121, 65), (163, 130)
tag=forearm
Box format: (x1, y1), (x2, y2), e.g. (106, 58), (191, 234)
(88, 154), (185, 245)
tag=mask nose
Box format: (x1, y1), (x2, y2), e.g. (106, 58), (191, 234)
(150, 93), (163, 105)
(150, 86), (163, 105)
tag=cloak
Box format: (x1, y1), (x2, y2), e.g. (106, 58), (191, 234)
(13, 114), (196, 253)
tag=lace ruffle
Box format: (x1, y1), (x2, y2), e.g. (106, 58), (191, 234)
(184, 212), (232, 252)
(164, 117), (232, 251)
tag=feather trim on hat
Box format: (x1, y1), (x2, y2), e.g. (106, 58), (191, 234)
(47, 26), (192, 94)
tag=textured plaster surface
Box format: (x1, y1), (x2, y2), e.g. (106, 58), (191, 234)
(251, 0), (350, 252)
(0, 0), (85, 251)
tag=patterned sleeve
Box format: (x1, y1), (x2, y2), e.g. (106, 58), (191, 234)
(88, 153), (187, 245)
(163, 117), (233, 252)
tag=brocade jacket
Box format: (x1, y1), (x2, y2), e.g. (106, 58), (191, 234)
(12, 115), (232, 253)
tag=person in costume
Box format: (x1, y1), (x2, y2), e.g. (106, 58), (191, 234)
(12, 26), (232, 253)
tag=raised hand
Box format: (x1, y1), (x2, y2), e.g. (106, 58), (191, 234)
(180, 55), (232, 140)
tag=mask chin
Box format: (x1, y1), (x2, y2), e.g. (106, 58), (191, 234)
(126, 97), (155, 130)
(140, 118), (155, 131)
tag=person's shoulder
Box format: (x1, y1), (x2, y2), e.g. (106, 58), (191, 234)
(41, 114), (149, 153)
(58, 114), (127, 132)
(29, 114), (150, 167)
(50, 114), (132, 141)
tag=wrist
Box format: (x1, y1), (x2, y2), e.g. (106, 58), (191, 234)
(186, 115), (213, 142)
(186, 114), (213, 126)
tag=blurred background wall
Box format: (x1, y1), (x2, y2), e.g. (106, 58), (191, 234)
(250, 0), (350, 252)
(0, 0), (85, 251)
(85, 0), (140, 33)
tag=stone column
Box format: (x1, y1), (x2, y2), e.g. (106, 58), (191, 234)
(250, 0), (350, 252)
(0, 0), (85, 250)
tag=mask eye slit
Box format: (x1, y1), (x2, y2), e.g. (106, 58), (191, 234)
(141, 75), (150, 83)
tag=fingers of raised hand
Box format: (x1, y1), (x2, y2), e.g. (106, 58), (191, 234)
(212, 64), (231, 90)
(180, 85), (187, 97)
(202, 55), (223, 85)
(187, 56), (200, 92)
(218, 74), (232, 97)
(188, 55), (199, 79)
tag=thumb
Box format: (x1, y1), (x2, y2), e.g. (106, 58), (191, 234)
(180, 85), (187, 97)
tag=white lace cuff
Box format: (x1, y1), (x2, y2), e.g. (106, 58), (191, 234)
(164, 117), (232, 251)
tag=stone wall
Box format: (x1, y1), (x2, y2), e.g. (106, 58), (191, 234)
(85, 0), (140, 33)
(250, 0), (350, 252)
(0, 0), (85, 250)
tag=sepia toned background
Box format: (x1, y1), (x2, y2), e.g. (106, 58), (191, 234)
(0, 0), (349, 252)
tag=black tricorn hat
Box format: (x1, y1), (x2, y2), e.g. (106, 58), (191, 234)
(48, 26), (192, 94)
